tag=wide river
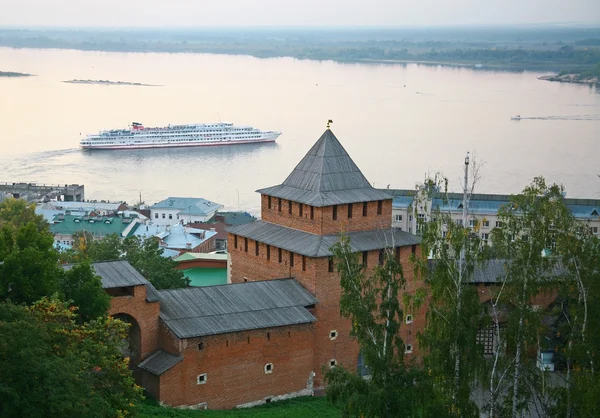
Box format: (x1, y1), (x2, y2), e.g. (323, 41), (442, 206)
(1, 47), (599, 213)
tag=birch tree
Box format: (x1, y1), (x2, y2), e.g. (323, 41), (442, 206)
(491, 177), (570, 418)
(325, 235), (447, 418)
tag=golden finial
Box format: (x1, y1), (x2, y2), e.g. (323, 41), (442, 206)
(327, 119), (333, 129)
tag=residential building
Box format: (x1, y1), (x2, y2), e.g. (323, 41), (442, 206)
(189, 211), (256, 251)
(149, 197), (223, 226)
(388, 189), (600, 240)
(50, 213), (141, 248)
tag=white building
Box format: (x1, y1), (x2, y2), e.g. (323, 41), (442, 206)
(388, 188), (600, 243)
(148, 197), (223, 226)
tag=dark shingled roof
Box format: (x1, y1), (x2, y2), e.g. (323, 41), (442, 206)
(428, 259), (568, 284)
(228, 221), (420, 257)
(158, 279), (317, 339)
(137, 350), (183, 376)
(257, 129), (392, 206)
(91, 260), (160, 302)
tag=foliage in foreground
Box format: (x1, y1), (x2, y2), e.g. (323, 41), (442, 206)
(0, 296), (143, 417)
(139, 396), (341, 418)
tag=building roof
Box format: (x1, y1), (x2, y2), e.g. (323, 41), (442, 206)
(50, 214), (139, 238)
(90, 260), (160, 302)
(175, 252), (228, 262)
(429, 259), (568, 284)
(157, 279), (317, 339)
(211, 211), (257, 226)
(137, 350), (183, 376)
(149, 197), (223, 216)
(188, 222), (228, 240)
(134, 223), (217, 250)
(228, 220), (420, 257)
(257, 129), (392, 207)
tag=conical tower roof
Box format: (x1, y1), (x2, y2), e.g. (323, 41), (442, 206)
(258, 129), (392, 207)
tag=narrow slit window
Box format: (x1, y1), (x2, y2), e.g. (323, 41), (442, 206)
(348, 203), (353, 219)
(290, 252), (294, 267)
(333, 205), (338, 220)
(377, 200), (383, 215)
(363, 202), (368, 217)
(267, 245), (271, 261)
(278, 248), (282, 263)
(299, 203), (303, 217)
(255, 241), (259, 256)
(310, 206), (314, 220)
(328, 256), (334, 273)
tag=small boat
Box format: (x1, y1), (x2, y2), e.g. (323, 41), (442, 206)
(510, 115), (522, 120)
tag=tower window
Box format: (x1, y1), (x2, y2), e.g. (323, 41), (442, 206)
(333, 205), (338, 220)
(310, 206), (314, 220)
(363, 251), (368, 266)
(290, 252), (294, 267)
(268, 196), (272, 209)
(302, 255), (306, 271)
(378, 249), (385, 266)
(234, 235), (238, 249)
(348, 203), (353, 219)
(363, 202), (368, 217)
(267, 245), (271, 261)
(255, 241), (259, 256)
(278, 198), (282, 212)
(299, 203), (303, 217)
(244, 237), (248, 252)
(328, 256), (334, 272)
(278, 248), (282, 263)
(377, 200), (383, 215)
(288, 200), (292, 214)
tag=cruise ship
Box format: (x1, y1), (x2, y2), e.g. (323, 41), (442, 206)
(80, 122), (281, 150)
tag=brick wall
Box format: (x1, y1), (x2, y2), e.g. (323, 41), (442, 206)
(108, 284), (160, 363)
(157, 324), (315, 409)
(260, 195), (393, 235)
(228, 240), (425, 387)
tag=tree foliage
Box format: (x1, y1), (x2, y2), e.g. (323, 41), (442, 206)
(325, 235), (446, 417)
(59, 261), (111, 323)
(0, 296), (143, 417)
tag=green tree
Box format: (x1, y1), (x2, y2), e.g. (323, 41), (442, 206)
(0, 296), (143, 417)
(491, 177), (572, 418)
(0, 221), (61, 304)
(325, 235), (445, 418)
(419, 211), (487, 417)
(121, 236), (189, 289)
(0, 198), (48, 232)
(88, 233), (122, 262)
(59, 261), (111, 323)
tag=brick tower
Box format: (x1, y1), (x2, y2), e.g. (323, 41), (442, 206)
(228, 128), (420, 386)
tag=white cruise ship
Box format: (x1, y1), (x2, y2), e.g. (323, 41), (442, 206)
(80, 122), (281, 150)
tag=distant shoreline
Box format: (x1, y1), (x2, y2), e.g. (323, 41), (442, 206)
(0, 70), (33, 77)
(63, 79), (158, 86)
(538, 74), (599, 85)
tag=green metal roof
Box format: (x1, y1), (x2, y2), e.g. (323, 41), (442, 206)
(50, 214), (139, 237)
(183, 267), (227, 287)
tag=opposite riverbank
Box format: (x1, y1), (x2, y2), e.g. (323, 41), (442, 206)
(0, 70), (32, 77)
(63, 79), (158, 86)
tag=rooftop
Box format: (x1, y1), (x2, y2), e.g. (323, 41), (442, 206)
(258, 129), (392, 207)
(149, 197), (223, 216)
(138, 350), (183, 376)
(133, 223), (217, 250)
(158, 279), (317, 339)
(228, 220), (420, 257)
(50, 214), (139, 237)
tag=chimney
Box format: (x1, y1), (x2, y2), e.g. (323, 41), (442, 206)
(186, 242), (192, 249)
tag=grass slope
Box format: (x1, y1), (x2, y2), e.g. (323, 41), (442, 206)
(139, 396), (341, 418)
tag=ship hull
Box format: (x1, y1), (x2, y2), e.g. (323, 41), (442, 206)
(80, 135), (279, 150)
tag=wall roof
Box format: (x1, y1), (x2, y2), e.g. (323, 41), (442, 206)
(228, 220), (420, 257)
(138, 350), (183, 376)
(157, 279), (316, 339)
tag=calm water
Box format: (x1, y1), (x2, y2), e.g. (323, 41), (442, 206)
(1, 47), (599, 213)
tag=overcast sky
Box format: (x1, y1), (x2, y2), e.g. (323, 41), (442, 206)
(1, 0), (599, 27)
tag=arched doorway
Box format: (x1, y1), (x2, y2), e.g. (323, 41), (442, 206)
(112, 313), (142, 368)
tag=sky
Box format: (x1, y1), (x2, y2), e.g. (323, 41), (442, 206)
(0, 0), (599, 28)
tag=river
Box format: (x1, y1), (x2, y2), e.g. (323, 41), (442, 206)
(1, 47), (599, 213)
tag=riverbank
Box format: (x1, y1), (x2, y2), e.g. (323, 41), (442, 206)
(0, 70), (32, 77)
(63, 79), (158, 86)
(538, 74), (599, 85)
